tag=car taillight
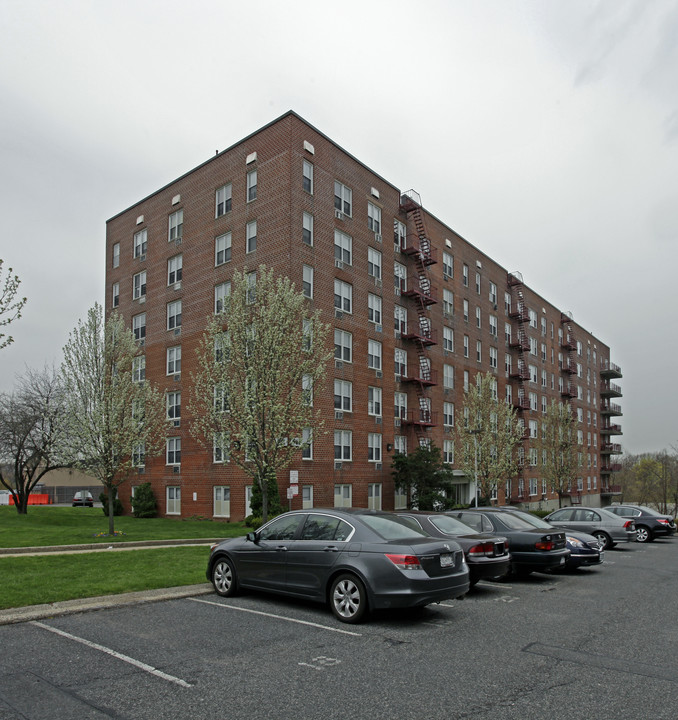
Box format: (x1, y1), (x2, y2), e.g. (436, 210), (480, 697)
(535, 540), (556, 551)
(468, 542), (496, 557)
(657, 519), (670, 526)
(623, 521), (635, 530)
(385, 554), (421, 570)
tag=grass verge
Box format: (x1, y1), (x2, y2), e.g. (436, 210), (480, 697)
(0, 546), (210, 609)
(0, 506), (247, 547)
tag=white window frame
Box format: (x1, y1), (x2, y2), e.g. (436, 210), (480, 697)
(367, 202), (381, 233)
(215, 232), (232, 266)
(368, 293), (382, 325)
(133, 271), (146, 300)
(368, 386), (382, 417)
(368, 247), (382, 279)
(368, 483), (382, 510)
(134, 229), (147, 258)
(168, 210), (183, 242)
(246, 220), (257, 253)
(167, 300), (182, 330)
(334, 181), (352, 216)
(167, 346), (181, 375)
(168, 254), (182, 285)
(166, 486), (181, 515)
(334, 329), (352, 362)
(166, 438), (181, 466)
(368, 339), (382, 370)
(334, 483), (352, 508)
(368, 433), (382, 463)
(216, 184), (232, 217)
(213, 486), (231, 517)
(334, 431), (352, 462)
(215, 281), (231, 314)
(303, 265), (313, 299)
(302, 160), (313, 194)
(334, 279), (352, 314)
(302, 212), (313, 246)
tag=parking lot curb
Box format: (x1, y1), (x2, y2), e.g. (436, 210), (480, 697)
(0, 538), (223, 556)
(0, 583), (214, 626)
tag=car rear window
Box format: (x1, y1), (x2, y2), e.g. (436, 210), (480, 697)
(495, 513), (539, 530)
(429, 515), (476, 534)
(360, 515), (429, 540)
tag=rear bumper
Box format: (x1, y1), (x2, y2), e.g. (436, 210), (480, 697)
(468, 557), (511, 582)
(369, 568), (470, 609)
(567, 550), (603, 568)
(511, 548), (570, 571)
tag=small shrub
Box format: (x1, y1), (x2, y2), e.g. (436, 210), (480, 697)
(100, 488), (123, 516)
(131, 482), (157, 518)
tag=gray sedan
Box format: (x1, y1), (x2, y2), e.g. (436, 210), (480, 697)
(207, 508), (470, 623)
(544, 507), (637, 550)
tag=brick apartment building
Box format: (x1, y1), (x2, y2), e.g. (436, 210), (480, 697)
(105, 111), (623, 520)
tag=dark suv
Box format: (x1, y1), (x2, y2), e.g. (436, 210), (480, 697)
(605, 505), (676, 543)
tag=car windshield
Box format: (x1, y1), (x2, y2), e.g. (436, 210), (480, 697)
(495, 512), (539, 530)
(360, 514), (429, 541)
(429, 515), (477, 534)
(503, 512), (552, 529)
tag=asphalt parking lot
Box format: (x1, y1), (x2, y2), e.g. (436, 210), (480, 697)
(1, 539), (677, 720)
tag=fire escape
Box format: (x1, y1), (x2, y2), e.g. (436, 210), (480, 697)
(600, 361), (623, 493)
(398, 190), (438, 446)
(560, 312), (577, 403)
(506, 272), (530, 502)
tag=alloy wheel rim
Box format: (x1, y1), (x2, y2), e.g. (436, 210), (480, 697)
(333, 579), (360, 617)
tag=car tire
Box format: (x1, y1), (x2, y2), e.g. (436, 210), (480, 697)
(211, 557), (238, 597)
(635, 526), (652, 543)
(330, 573), (368, 624)
(592, 531), (611, 550)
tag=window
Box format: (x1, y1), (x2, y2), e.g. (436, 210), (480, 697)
(133, 313), (146, 342)
(368, 483), (382, 510)
(246, 220), (257, 253)
(368, 293), (382, 325)
(302, 160), (313, 194)
(132, 356), (145, 384)
(368, 340), (382, 370)
(368, 202), (381, 233)
(394, 304), (407, 334)
(368, 433), (382, 462)
(489, 315), (498, 338)
(302, 374), (313, 406)
(133, 271), (146, 300)
(134, 229), (147, 258)
(167, 391), (181, 424)
(166, 438), (181, 466)
(463, 299), (469, 322)
(216, 184), (232, 216)
(489, 346), (498, 369)
(112, 282), (120, 308)
(168, 254), (182, 285)
(462, 264), (469, 287)
(133, 443), (145, 468)
(214, 486), (230, 517)
(334, 431), (352, 462)
(368, 386), (382, 416)
(394, 262), (407, 293)
(394, 348), (407, 377)
(505, 323), (512, 343)
(463, 335), (469, 358)
(334, 329), (352, 362)
(394, 220), (407, 250)
(334, 181), (352, 216)
(301, 428), (313, 460)
(443, 326), (454, 352)
(215, 281), (231, 313)
(334, 380), (352, 412)
(166, 486), (181, 514)
(393, 435), (407, 455)
(167, 346), (181, 375)
(213, 433), (229, 463)
(529, 309), (538, 329)
(334, 484), (352, 508)
(302, 212), (313, 246)
(443, 289), (454, 315)
(246, 271), (256, 304)
(247, 169), (257, 202)
(395, 391), (407, 421)
(476, 306), (482, 329)
(489, 281), (497, 305)
(475, 272), (481, 294)
(301, 265), (313, 299)
(334, 279), (352, 313)
(168, 210), (183, 242)
(443, 252), (453, 278)
(529, 419), (538, 438)
(302, 485), (313, 508)
(368, 247), (382, 279)
(334, 229), (352, 265)
(112, 242), (120, 268)
(443, 364), (454, 389)
(443, 439), (454, 464)
(167, 300), (182, 330)
(443, 402), (454, 427)
(215, 232), (232, 266)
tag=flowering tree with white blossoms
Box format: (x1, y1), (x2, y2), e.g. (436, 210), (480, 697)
(190, 266), (331, 523)
(61, 304), (169, 535)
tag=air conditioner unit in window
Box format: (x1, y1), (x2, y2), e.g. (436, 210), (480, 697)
(394, 243), (401, 254)
(139, 254), (146, 262)
(335, 359), (343, 368)
(374, 233), (382, 243)
(374, 278), (382, 288)
(375, 463), (382, 471)
(137, 467), (145, 474)
(376, 371), (383, 379)
(175, 237), (182, 245)
(335, 411), (343, 420)
(334, 462), (342, 470)
(335, 210), (344, 220)
(173, 420), (180, 427)
(139, 296), (146, 304)
(376, 325), (382, 333)
(395, 419), (401, 427)
(395, 288), (401, 296)
(173, 466), (180, 473)
(335, 309), (343, 319)
(139, 339), (145, 347)
(173, 374), (181, 381)
(174, 282), (182, 291)
(174, 328), (181, 336)
(335, 260), (344, 269)
(375, 417), (382, 425)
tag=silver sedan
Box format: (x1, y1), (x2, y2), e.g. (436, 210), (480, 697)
(544, 507), (637, 550)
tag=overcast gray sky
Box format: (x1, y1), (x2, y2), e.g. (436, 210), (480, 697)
(1, 0), (676, 455)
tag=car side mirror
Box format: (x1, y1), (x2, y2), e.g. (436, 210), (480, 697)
(246, 531), (259, 544)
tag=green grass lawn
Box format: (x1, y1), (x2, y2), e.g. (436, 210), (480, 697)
(0, 547), (210, 609)
(0, 507), (249, 610)
(0, 506), (247, 547)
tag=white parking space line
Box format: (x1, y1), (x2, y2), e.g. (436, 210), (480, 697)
(476, 581), (514, 589)
(189, 598), (362, 636)
(31, 621), (192, 688)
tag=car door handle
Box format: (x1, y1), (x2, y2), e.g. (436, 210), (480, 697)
(276, 546), (288, 552)
(323, 546), (339, 552)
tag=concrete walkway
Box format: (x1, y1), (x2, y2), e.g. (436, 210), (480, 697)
(0, 539), (221, 625)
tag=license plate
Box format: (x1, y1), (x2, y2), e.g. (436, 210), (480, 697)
(599, 551), (605, 561)
(440, 553), (453, 567)
(559, 557), (566, 565)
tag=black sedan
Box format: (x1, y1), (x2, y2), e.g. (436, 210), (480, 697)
(448, 508), (569, 575)
(605, 504), (676, 543)
(496, 509), (603, 570)
(395, 511), (511, 585)
(207, 509), (470, 623)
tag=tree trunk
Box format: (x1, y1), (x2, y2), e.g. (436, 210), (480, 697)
(107, 484), (115, 536)
(261, 471), (269, 524)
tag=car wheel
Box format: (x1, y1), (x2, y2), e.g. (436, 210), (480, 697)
(635, 526), (652, 543)
(211, 557), (238, 597)
(592, 531), (611, 550)
(330, 573), (367, 624)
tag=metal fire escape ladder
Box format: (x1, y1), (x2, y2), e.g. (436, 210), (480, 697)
(399, 191), (438, 446)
